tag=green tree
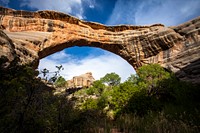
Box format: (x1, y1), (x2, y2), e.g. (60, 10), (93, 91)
(120, 64), (171, 116)
(81, 98), (98, 110)
(126, 74), (139, 84)
(93, 80), (105, 95)
(86, 80), (105, 96)
(137, 64), (170, 95)
(55, 76), (66, 87)
(100, 72), (121, 86)
(86, 87), (96, 95)
(0, 63), (52, 132)
(110, 81), (139, 115)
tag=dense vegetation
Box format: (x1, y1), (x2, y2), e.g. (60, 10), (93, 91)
(1, 58), (200, 132)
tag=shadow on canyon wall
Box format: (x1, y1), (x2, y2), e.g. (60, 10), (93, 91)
(175, 58), (200, 84)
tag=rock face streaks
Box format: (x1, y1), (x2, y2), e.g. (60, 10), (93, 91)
(0, 7), (200, 83)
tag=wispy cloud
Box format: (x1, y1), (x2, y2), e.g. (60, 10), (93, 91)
(135, 0), (200, 26)
(20, 0), (96, 19)
(47, 51), (71, 63)
(106, 0), (137, 25)
(38, 50), (135, 82)
(107, 0), (200, 26)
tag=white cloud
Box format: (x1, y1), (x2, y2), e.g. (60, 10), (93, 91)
(47, 51), (71, 62)
(38, 50), (135, 82)
(84, 0), (95, 9)
(107, 0), (200, 26)
(21, 0), (96, 19)
(135, 0), (200, 26)
(89, 5), (94, 9)
(106, 0), (137, 25)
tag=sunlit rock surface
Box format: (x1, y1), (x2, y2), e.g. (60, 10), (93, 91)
(67, 72), (95, 88)
(0, 6), (200, 83)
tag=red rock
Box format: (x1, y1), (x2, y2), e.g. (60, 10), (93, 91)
(0, 6), (200, 83)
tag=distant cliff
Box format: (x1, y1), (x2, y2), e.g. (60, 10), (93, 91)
(67, 72), (95, 89)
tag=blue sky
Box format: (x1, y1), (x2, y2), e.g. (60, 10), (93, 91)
(1, 0), (200, 81)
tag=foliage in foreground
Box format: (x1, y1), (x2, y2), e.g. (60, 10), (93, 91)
(1, 58), (200, 133)
(74, 64), (200, 132)
(0, 60), (90, 133)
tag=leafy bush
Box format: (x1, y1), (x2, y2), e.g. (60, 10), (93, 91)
(81, 98), (99, 110)
(109, 81), (139, 115)
(54, 76), (66, 87)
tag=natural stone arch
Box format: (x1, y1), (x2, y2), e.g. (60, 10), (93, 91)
(0, 7), (200, 83)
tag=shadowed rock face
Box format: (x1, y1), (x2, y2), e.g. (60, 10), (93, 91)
(0, 6), (200, 83)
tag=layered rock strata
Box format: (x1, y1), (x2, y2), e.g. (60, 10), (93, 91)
(0, 6), (200, 83)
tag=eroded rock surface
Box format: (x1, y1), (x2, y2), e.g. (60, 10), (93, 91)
(0, 30), (17, 67)
(67, 72), (95, 89)
(0, 6), (200, 83)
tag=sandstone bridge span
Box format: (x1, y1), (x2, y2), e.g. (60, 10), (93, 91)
(0, 7), (200, 83)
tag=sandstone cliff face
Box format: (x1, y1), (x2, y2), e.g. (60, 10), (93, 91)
(0, 30), (17, 67)
(0, 6), (200, 83)
(67, 72), (95, 88)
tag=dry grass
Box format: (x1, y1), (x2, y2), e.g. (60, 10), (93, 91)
(82, 112), (199, 133)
